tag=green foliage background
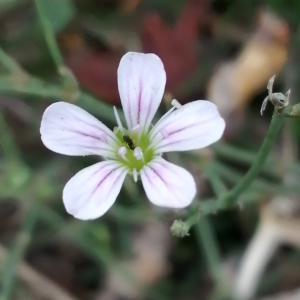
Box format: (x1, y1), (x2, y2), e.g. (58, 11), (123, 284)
(0, 0), (300, 299)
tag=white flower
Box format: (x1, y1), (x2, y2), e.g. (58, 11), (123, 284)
(40, 52), (225, 220)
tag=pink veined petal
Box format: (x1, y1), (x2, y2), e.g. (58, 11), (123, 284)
(63, 161), (128, 220)
(40, 102), (119, 158)
(140, 157), (196, 208)
(117, 52), (166, 132)
(149, 100), (225, 153)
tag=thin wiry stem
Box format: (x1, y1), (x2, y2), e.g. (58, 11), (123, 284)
(33, 0), (80, 99)
(195, 219), (224, 289)
(187, 108), (291, 225)
(0, 47), (24, 74)
(33, 0), (64, 70)
(224, 113), (285, 205)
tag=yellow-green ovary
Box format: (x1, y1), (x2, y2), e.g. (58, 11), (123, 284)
(115, 130), (154, 171)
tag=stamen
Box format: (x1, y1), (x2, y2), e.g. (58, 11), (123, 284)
(133, 168), (138, 182)
(113, 106), (125, 135)
(113, 127), (119, 134)
(146, 127), (170, 153)
(147, 106), (176, 143)
(144, 128), (168, 154)
(148, 107), (175, 141)
(132, 124), (141, 132)
(146, 99), (182, 144)
(171, 99), (182, 109)
(118, 146), (128, 161)
(133, 146), (143, 161)
(156, 107), (175, 125)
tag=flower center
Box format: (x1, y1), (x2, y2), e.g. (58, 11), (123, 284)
(115, 129), (154, 172)
(111, 100), (183, 176)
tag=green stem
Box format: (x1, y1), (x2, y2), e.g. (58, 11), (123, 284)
(33, 0), (64, 69)
(186, 112), (286, 225)
(33, 0), (79, 95)
(0, 111), (31, 189)
(0, 112), (20, 162)
(205, 164), (227, 198)
(195, 217), (227, 300)
(0, 47), (24, 74)
(224, 113), (284, 205)
(213, 142), (275, 174)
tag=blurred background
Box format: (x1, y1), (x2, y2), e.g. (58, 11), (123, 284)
(1, 0), (300, 299)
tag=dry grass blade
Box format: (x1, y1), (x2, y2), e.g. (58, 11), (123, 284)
(0, 244), (79, 300)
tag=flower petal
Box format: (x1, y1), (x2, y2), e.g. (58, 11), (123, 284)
(149, 100), (225, 153)
(140, 158), (196, 208)
(41, 102), (118, 158)
(63, 161), (128, 220)
(117, 52), (166, 132)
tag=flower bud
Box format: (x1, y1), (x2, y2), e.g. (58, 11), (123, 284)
(170, 220), (190, 237)
(290, 103), (300, 117)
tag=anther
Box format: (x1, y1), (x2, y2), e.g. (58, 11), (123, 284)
(133, 168), (138, 182)
(133, 146), (143, 161)
(171, 99), (182, 109)
(118, 146), (127, 160)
